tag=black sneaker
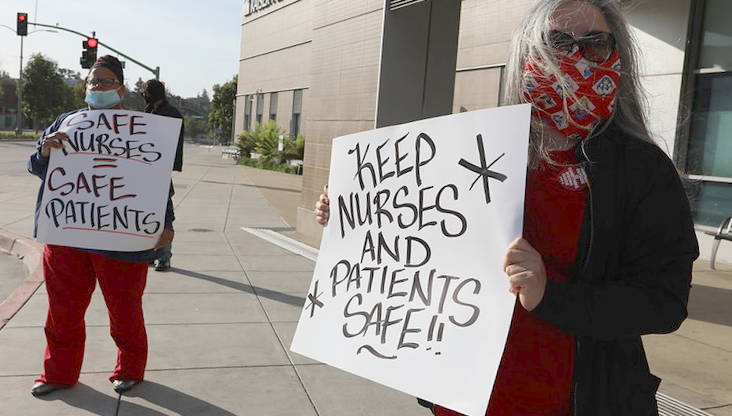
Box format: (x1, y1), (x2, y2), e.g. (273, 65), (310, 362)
(154, 260), (171, 272)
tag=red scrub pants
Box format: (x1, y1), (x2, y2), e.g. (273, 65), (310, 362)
(36, 245), (148, 385)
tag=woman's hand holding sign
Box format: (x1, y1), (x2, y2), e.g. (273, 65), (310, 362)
(314, 184), (548, 311)
(503, 237), (547, 311)
(40, 132), (70, 158)
(315, 185), (330, 225)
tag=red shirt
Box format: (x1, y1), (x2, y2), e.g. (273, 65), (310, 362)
(435, 148), (586, 416)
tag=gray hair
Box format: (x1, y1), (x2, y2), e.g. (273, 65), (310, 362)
(503, 0), (653, 168)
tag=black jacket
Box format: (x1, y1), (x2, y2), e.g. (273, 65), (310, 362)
(532, 130), (699, 415)
(146, 102), (184, 171)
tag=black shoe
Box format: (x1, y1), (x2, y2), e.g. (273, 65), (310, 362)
(31, 382), (67, 397)
(154, 260), (170, 272)
(112, 379), (140, 394)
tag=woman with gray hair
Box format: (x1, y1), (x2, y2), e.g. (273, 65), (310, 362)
(315, 0), (698, 414)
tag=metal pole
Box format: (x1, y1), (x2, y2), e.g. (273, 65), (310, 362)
(16, 36), (24, 134)
(231, 97), (237, 145)
(29, 21), (160, 79)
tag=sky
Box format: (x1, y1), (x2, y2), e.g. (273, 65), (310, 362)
(0, 0), (243, 98)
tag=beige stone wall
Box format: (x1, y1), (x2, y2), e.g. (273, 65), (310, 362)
(453, 67), (503, 112)
(451, 0), (536, 115)
(241, 0), (313, 59)
(456, 0), (535, 68)
(295, 0), (384, 242)
(235, 0), (313, 137)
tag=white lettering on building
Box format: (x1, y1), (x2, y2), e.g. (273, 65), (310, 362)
(244, 0), (284, 16)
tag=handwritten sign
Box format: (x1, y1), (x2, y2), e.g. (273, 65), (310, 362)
(291, 105), (531, 416)
(36, 110), (181, 252)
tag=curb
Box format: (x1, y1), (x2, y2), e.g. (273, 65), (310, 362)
(0, 230), (44, 330)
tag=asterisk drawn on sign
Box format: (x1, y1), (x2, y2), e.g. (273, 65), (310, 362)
(458, 134), (508, 204)
(306, 280), (325, 318)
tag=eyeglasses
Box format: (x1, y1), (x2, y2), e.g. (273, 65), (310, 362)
(87, 78), (120, 88)
(544, 30), (616, 63)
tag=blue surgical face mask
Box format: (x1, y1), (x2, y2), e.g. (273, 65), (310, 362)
(85, 88), (121, 109)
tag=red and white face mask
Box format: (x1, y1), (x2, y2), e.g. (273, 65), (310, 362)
(523, 46), (622, 141)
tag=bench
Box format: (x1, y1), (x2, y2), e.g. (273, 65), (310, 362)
(221, 146), (241, 159)
(703, 216), (732, 270)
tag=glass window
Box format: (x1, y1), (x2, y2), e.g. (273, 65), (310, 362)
(291, 89), (303, 137)
(269, 92), (278, 122)
(256, 93), (264, 125)
(682, 0), (732, 226)
(292, 89), (303, 114)
(698, 0), (732, 70)
(686, 73), (732, 177)
(689, 181), (732, 227)
(244, 95), (252, 131)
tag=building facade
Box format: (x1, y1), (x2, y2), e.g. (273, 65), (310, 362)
(235, 0), (732, 259)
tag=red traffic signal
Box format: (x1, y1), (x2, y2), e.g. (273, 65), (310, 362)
(16, 12), (28, 36)
(81, 37), (99, 69)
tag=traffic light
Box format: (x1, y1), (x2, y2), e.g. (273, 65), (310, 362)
(16, 13), (28, 36)
(80, 37), (98, 69)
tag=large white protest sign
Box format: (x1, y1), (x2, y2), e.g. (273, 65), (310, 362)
(291, 104), (531, 416)
(37, 110), (181, 252)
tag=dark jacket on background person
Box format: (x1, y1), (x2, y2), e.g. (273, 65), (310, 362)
(27, 109), (175, 264)
(531, 127), (699, 415)
(146, 102), (184, 172)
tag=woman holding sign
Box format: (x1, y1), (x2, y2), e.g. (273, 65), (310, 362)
(27, 55), (175, 397)
(315, 0), (698, 414)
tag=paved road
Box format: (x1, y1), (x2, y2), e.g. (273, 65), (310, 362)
(0, 140), (38, 306)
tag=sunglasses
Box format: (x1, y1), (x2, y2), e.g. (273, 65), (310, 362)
(87, 78), (120, 88)
(544, 30), (616, 63)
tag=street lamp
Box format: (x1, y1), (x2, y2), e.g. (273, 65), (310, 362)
(0, 25), (57, 134)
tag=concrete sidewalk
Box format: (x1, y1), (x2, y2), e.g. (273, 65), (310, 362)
(0, 252), (25, 303)
(0, 143), (421, 415)
(0, 141), (730, 415)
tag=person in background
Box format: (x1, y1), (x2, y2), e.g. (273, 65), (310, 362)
(143, 79), (184, 272)
(313, 0), (698, 414)
(28, 55), (175, 397)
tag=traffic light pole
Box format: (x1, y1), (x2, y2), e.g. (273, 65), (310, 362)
(29, 21), (160, 80)
(16, 36), (23, 134)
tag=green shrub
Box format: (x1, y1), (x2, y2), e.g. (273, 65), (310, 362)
(0, 130), (37, 140)
(282, 134), (305, 161)
(237, 156), (300, 175)
(236, 120), (305, 173)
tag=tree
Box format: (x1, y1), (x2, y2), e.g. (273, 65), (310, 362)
(58, 68), (82, 83)
(184, 114), (208, 138)
(58, 68), (86, 110)
(22, 54), (68, 130)
(0, 70), (9, 99)
(120, 77), (146, 112)
(237, 120), (305, 163)
(66, 82), (87, 109)
(209, 75), (237, 144)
